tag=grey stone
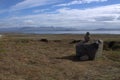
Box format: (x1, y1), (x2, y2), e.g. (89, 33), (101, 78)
(95, 40), (103, 59)
(0, 35), (2, 38)
(76, 40), (103, 60)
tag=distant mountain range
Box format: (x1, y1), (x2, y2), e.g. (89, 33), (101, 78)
(95, 28), (120, 31)
(0, 27), (120, 33)
(0, 27), (77, 33)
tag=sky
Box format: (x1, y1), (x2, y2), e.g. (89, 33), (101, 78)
(0, 0), (120, 29)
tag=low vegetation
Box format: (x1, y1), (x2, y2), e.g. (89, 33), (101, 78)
(0, 34), (120, 80)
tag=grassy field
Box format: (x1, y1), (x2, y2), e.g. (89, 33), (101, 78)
(0, 34), (120, 80)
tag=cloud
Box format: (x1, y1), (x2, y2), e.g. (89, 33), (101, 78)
(24, 20), (35, 24)
(1, 4), (120, 29)
(56, 4), (120, 21)
(0, 9), (8, 14)
(33, 9), (49, 13)
(94, 16), (115, 21)
(11, 0), (60, 11)
(56, 0), (108, 6)
(117, 16), (120, 20)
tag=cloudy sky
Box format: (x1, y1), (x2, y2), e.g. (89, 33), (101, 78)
(0, 0), (120, 29)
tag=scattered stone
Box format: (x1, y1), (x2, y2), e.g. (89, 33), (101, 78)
(103, 41), (120, 50)
(40, 39), (48, 42)
(108, 41), (116, 48)
(70, 40), (81, 44)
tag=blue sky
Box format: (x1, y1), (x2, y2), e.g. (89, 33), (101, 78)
(0, 0), (120, 29)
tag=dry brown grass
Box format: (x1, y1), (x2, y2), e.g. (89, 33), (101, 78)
(0, 34), (120, 80)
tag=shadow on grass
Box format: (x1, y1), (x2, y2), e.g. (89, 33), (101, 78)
(55, 55), (90, 62)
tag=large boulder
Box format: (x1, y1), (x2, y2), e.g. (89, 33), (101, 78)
(0, 35), (2, 38)
(76, 40), (103, 60)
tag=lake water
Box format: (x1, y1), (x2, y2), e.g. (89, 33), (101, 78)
(24, 30), (120, 34)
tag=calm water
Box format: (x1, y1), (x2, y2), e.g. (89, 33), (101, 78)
(24, 30), (120, 34)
